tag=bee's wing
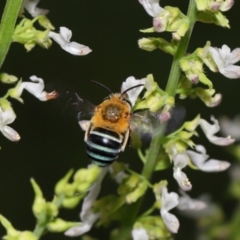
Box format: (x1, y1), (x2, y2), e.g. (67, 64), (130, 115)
(130, 105), (186, 144)
(46, 81), (95, 121)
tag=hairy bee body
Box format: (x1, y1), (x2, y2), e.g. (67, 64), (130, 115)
(83, 93), (131, 167)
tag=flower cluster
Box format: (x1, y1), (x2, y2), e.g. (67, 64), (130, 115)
(14, 0), (92, 55)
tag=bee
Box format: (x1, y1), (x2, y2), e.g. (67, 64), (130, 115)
(54, 81), (185, 167)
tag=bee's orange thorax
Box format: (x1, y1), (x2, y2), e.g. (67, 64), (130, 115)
(91, 94), (131, 134)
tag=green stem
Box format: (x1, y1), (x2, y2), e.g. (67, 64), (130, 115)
(116, 125), (165, 240)
(117, 1), (198, 239)
(0, 0), (23, 69)
(165, 0), (197, 96)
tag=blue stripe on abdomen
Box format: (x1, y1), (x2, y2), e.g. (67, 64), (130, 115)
(86, 127), (122, 167)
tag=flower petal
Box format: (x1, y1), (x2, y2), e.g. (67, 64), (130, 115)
(1, 126), (20, 141)
(62, 42), (92, 56)
(160, 211), (179, 233)
(220, 65), (240, 79)
(65, 166), (108, 237)
(219, 115), (240, 140)
(121, 76), (146, 106)
(161, 187), (179, 212)
(173, 153), (192, 191)
(17, 76), (49, 101)
(187, 145), (230, 172)
(178, 191), (206, 211)
(48, 27), (92, 56)
(199, 116), (235, 146)
(132, 228), (149, 240)
(138, 0), (163, 17)
(24, 0), (49, 17)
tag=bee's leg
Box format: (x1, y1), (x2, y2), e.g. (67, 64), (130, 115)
(84, 122), (92, 142)
(120, 129), (130, 152)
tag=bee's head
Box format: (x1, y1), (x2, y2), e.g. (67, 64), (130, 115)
(89, 80), (144, 107)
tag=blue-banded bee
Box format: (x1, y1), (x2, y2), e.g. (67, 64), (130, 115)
(53, 81), (185, 167)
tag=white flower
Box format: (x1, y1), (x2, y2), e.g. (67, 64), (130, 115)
(160, 187), (179, 233)
(65, 166), (108, 237)
(108, 164), (128, 184)
(187, 145), (230, 172)
(219, 115), (240, 140)
(23, 0), (49, 17)
(121, 76), (147, 106)
(199, 115), (235, 146)
(9, 76), (57, 102)
(208, 45), (240, 79)
(0, 106), (20, 141)
(173, 153), (192, 191)
(132, 228), (149, 240)
(177, 190), (206, 211)
(138, 0), (163, 17)
(48, 27), (92, 56)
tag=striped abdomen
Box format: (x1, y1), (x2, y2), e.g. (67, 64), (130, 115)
(86, 127), (123, 167)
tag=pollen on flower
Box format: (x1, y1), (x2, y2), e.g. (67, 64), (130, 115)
(181, 178), (191, 190)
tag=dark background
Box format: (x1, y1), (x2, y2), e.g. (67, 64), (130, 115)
(0, 0), (240, 239)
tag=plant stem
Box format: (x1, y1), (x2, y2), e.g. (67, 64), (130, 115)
(0, 0), (22, 69)
(116, 125), (165, 240)
(165, 0), (197, 96)
(117, 1), (198, 239)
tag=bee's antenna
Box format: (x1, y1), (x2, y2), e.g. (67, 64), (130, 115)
(90, 80), (112, 94)
(121, 84), (144, 96)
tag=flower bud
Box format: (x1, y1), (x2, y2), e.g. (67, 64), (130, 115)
(183, 114), (200, 132)
(19, 231), (38, 240)
(62, 195), (82, 209)
(0, 73), (18, 84)
(55, 169), (74, 195)
(38, 16), (55, 30)
(47, 218), (80, 232)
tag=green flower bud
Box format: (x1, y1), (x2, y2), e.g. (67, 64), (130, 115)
(55, 169), (74, 196)
(0, 215), (19, 237)
(0, 99), (13, 111)
(38, 16), (55, 30)
(0, 73), (18, 84)
(62, 195), (82, 209)
(179, 130), (195, 140)
(31, 179), (58, 222)
(138, 38), (175, 55)
(19, 231), (38, 240)
(183, 114), (200, 132)
(7, 81), (24, 103)
(47, 218), (80, 232)
(74, 165), (100, 184)
(31, 178), (46, 217)
(126, 181), (148, 203)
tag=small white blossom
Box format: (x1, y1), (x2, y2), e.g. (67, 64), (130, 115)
(219, 115), (240, 140)
(0, 106), (20, 141)
(9, 75), (57, 102)
(65, 166), (108, 237)
(199, 115), (235, 146)
(132, 228), (149, 240)
(173, 153), (192, 191)
(138, 0), (163, 17)
(48, 27), (92, 56)
(121, 76), (147, 106)
(208, 45), (240, 79)
(187, 145), (230, 172)
(23, 0), (49, 17)
(160, 187), (179, 233)
(177, 190), (206, 211)
(108, 165), (128, 184)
